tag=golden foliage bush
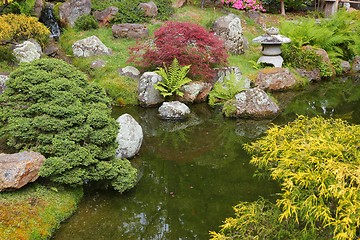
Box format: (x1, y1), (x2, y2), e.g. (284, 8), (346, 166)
(0, 14), (50, 46)
(244, 116), (360, 240)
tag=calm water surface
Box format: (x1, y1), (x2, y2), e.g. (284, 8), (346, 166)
(53, 78), (360, 240)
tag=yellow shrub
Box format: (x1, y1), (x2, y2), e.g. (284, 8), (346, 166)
(0, 14), (50, 46)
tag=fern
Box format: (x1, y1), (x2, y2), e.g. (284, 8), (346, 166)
(154, 58), (192, 98)
(208, 71), (247, 107)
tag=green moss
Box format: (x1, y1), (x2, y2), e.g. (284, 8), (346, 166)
(0, 184), (83, 240)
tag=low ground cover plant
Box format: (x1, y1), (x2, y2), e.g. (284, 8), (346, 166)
(0, 184), (83, 240)
(128, 21), (228, 81)
(0, 58), (137, 193)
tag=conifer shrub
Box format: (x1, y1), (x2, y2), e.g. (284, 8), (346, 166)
(74, 15), (99, 31)
(128, 21), (228, 81)
(0, 14), (50, 46)
(0, 59), (137, 193)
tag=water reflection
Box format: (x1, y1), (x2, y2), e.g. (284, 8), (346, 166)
(54, 77), (360, 239)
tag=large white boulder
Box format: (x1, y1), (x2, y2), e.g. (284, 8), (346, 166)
(158, 101), (191, 120)
(72, 36), (112, 57)
(138, 72), (164, 107)
(13, 41), (42, 63)
(115, 114), (143, 159)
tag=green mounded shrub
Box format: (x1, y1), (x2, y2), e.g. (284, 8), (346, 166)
(243, 116), (360, 239)
(0, 13), (50, 46)
(0, 58), (137, 193)
(74, 15), (99, 31)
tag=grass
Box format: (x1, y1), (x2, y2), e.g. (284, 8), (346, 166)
(0, 183), (83, 240)
(59, 27), (139, 105)
(0, 5), (310, 105)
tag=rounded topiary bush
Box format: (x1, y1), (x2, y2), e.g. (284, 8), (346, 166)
(0, 59), (137, 192)
(74, 15), (99, 31)
(128, 21), (228, 81)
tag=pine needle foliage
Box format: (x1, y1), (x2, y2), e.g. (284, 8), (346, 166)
(244, 116), (360, 239)
(154, 58), (192, 98)
(0, 59), (137, 193)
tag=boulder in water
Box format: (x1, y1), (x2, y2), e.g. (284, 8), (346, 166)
(115, 114), (143, 159)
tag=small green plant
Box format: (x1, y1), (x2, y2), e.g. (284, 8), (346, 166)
(74, 15), (99, 31)
(208, 71), (247, 107)
(154, 58), (192, 98)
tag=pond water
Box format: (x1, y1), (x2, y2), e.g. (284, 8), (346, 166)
(53, 78), (360, 240)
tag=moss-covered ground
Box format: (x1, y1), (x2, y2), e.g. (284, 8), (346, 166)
(0, 184), (83, 240)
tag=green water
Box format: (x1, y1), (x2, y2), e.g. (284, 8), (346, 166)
(53, 78), (360, 240)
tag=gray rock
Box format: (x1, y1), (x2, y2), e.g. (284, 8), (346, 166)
(340, 60), (351, 74)
(33, 0), (44, 18)
(118, 66), (141, 80)
(0, 74), (9, 94)
(0, 151), (45, 191)
(224, 87), (280, 118)
(177, 81), (213, 103)
(158, 101), (191, 120)
(43, 43), (59, 56)
(295, 68), (321, 82)
(352, 56), (360, 73)
(112, 23), (149, 39)
(72, 36), (112, 57)
(215, 66), (250, 89)
(138, 72), (164, 107)
(13, 41), (42, 63)
(90, 59), (106, 69)
(139, 1), (158, 17)
(93, 6), (118, 26)
(255, 68), (298, 91)
(115, 114), (143, 159)
(212, 14), (245, 55)
(59, 0), (91, 27)
(172, 0), (187, 8)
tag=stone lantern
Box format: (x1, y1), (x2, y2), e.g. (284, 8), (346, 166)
(252, 27), (291, 68)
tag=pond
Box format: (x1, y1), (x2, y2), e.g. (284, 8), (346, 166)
(53, 78), (360, 240)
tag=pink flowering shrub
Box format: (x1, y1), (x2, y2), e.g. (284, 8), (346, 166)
(221, 0), (265, 12)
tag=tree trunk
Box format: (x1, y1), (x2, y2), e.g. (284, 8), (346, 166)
(280, 0), (285, 15)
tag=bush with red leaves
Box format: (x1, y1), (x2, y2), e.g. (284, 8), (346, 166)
(128, 21), (228, 81)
